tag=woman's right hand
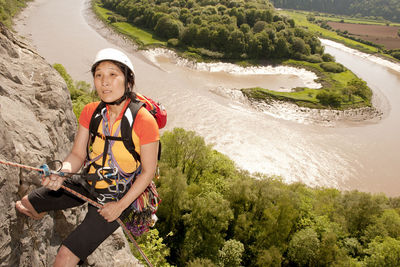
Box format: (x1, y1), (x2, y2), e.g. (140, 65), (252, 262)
(42, 174), (65, 191)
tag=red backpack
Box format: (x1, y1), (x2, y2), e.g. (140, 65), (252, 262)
(136, 93), (167, 129)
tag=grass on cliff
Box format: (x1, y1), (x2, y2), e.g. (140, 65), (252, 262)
(53, 64), (98, 120)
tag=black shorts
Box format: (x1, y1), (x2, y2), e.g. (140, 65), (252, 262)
(28, 181), (123, 262)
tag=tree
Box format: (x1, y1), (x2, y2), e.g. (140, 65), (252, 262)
(227, 29), (246, 57)
(291, 37), (310, 56)
(275, 37), (289, 58)
(218, 239), (244, 267)
(253, 21), (268, 33)
(160, 128), (211, 183)
(181, 24), (198, 45)
(133, 229), (171, 267)
(364, 237), (400, 266)
(316, 90), (341, 107)
(256, 246), (282, 267)
(182, 191), (233, 262)
(154, 16), (184, 39)
(347, 79), (372, 100)
(288, 228), (320, 266)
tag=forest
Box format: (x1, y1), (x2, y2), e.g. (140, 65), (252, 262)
(99, 0), (327, 62)
(149, 127), (400, 266)
(271, 0), (400, 23)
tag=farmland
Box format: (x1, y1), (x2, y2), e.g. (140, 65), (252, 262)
(327, 21), (400, 49)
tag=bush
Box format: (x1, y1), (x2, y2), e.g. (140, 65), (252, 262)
(167, 38), (179, 47)
(392, 51), (400, 60)
(317, 90), (341, 107)
(322, 53), (335, 62)
(305, 54), (322, 63)
(320, 62), (345, 73)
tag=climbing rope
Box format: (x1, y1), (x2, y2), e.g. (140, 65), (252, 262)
(0, 159), (153, 267)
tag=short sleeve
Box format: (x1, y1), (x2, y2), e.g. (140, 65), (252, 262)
(79, 102), (100, 129)
(133, 108), (160, 145)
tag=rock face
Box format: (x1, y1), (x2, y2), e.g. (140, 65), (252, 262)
(0, 23), (141, 267)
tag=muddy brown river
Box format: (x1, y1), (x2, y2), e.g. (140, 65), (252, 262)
(14, 0), (400, 196)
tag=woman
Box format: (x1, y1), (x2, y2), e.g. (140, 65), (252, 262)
(15, 48), (159, 266)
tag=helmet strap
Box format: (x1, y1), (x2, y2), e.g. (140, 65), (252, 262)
(102, 91), (128, 105)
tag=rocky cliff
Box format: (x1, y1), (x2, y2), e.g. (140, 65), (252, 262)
(0, 23), (141, 267)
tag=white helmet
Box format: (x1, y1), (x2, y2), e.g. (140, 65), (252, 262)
(91, 48), (135, 76)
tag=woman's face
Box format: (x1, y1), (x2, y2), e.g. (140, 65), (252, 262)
(94, 61), (125, 103)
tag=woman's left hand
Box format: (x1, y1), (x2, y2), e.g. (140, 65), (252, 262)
(97, 201), (124, 222)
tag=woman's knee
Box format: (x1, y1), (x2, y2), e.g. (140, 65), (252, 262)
(21, 195), (37, 213)
(54, 245), (80, 267)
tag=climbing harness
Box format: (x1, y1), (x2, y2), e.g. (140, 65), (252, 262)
(0, 159), (154, 267)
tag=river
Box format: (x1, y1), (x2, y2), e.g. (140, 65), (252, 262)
(14, 0), (400, 196)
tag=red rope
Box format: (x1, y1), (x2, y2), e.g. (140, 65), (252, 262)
(0, 159), (43, 172)
(0, 159), (153, 267)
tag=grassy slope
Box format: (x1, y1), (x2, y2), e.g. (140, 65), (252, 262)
(93, 2), (166, 47)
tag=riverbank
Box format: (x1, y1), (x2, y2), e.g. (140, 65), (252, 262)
(89, 0), (382, 125)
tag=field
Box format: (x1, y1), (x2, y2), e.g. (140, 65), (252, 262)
(327, 22), (400, 49)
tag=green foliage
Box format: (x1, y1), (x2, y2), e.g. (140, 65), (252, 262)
(0, 0), (31, 28)
(161, 128), (212, 184)
(131, 229), (171, 267)
(322, 53), (335, 62)
(347, 78), (372, 100)
(320, 62), (345, 73)
(187, 258), (217, 267)
(154, 16), (184, 39)
(317, 90), (341, 107)
(392, 51), (400, 60)
(217, 239), (244, 267)
(98, 0), (325, 60)
(288, 228), (320, 266)
(364, 237), (400, 266)
(155, 128), (398, 265)
(53, 63), (97, 120)
(182, 191), (233, 262)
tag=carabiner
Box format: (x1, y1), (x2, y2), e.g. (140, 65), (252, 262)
(96, 166), (118, 180)
(108, 182), (127, 194)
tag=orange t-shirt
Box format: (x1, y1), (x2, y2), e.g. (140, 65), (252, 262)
(79, 100), (159, 188)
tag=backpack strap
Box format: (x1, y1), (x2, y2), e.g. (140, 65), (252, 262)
(88, 101), (107, 151)
(120, 100), (144, 163)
